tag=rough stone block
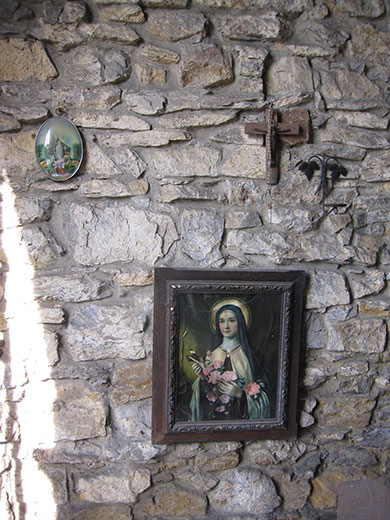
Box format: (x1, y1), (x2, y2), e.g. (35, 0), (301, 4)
(53, 381), (107, 441)
(147, 11), (206, 41)
(63, 202), (177, 266)
(326, 317), (386, 353)
(179, 39), (233, 88)
(180, 209), (224, 266)
(111, 359), (152, 404)
(214, 12), (281, 41)
(0, 38), (57, 81)
(65, 305), (148, 361)
(266, 56), (313, 98)
(208, 468), (281, 515)
(74, 468), (150, 503)
(34, 274), (110, 303)
(306, 270), (350, 309)
(135, 483), (207, 517)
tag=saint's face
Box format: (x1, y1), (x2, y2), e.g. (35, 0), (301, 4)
(219, 310), (239, 338)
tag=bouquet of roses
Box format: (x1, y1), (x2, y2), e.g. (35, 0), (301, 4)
(187, 350), (265, 417)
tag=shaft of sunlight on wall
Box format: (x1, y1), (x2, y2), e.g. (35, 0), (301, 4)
(1, 176), (57, 519)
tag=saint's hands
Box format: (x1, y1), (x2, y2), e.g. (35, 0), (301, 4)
(191, 361), (205, 379)
(217, 380), (244, 399)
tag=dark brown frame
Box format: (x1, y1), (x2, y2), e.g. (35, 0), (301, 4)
(152, 268), (305, 444)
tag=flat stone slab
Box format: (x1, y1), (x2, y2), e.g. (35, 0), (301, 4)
(338, 477), (390, 520)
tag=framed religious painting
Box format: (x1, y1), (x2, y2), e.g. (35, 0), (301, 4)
(152, 268), (306, 444)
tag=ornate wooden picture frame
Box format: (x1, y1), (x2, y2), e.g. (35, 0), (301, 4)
(152, 268), (305, 444)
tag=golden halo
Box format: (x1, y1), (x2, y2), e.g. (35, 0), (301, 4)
(210, 298), (251, 333)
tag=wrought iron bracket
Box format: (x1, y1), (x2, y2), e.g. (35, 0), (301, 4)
(298, 155), (348, 216)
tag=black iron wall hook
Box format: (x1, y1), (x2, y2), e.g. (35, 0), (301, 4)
(298, 155), (348, 215)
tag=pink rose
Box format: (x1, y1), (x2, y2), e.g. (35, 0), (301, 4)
(216, 406), (225, 413)
(221, 370), (238, 382)
(208, 371), (222, 384)
(203, 366), (212, 377)
(206, 391), (218, 403)
(206, 350), (212, 356)
(220, 394), (230, 404)
(246, 382), (261, 397)
(213, 360), (223, 369)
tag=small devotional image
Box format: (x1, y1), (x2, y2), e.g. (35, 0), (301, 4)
(35, 117), (83, 181)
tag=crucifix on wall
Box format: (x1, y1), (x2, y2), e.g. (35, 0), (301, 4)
(245, 106), (310, 185)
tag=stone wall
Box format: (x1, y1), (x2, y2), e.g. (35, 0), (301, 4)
(0, 0), (389, 518)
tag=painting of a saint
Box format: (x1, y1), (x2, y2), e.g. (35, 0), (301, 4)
(151, 268), (305, 443)
(176, 293), (281, 424)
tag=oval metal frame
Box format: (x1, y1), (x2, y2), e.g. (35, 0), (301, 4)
(35, 116), (83, 181)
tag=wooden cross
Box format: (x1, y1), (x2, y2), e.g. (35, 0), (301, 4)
(245, 106), (310, 185)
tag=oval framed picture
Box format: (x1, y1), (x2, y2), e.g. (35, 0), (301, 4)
(35, 117), (83, 181)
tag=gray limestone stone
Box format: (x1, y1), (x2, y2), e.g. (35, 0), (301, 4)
(135, 483), (207, 518)
(348, 23), (390, 69)
(225, 228), (291, 261)
(327, 0), (385, 18)
(0, 105), (47, 124)
(181, 209), (224, 266)
(214, 12), (281, 41)
(266, 56), (313, 98)
(0, 38), (58, 81)
(101, 129), (190, 147)
(29, 21), (85, 50)
(39, 307), (66, 325)
(72, 505), (133, 520)
(348, 270), (385, 299)
(53, 381), (107, 441)
(59, 0), (87, 24)
(147, 11), (206, 41)
(320, 70), (381, 110)
(316, 397), (376, 428)
(137, 44), (180, 64)
(34, 274), (110, 303)
(362, 151), (390, 182)
(306, 313), (328, 350)
(72, 113), (150, 131)
(225, 210), (261, 229)
(334, 111), (388, 130)
(297, 20), (350, 49)
(65, 305), (148, 361)
(219, 145), (266, 179)
(209, 468), (281, 514)
(81, 141), (122, 177)
(99, 5), (145, 23)
(79, 178), (149, 198)
(159, 184), (220, 203)
(79, 23), (141, 45)
(244, 440), (306, 465)
(63, 202), (177, 266)
(114, 268), (153, 288)
(326, 317), (387, 353)
(53, 87), (121, 112)
(64, 48), (131, 87)
(337, 360), (369, 378)
(145, 146), (221, 179)
(286, 231), (355, 264)
(179, 39), (233, 88)
(157, 110), (236, 129)
(134, 63), (167, 86)
(21, 227), (58, 269)
(74, 469), (150, 503)
(123, 90), (167, 115)
(194, 0), (311, 10)
(14, 197), (54, 225)
(306, 270), (351, 310)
